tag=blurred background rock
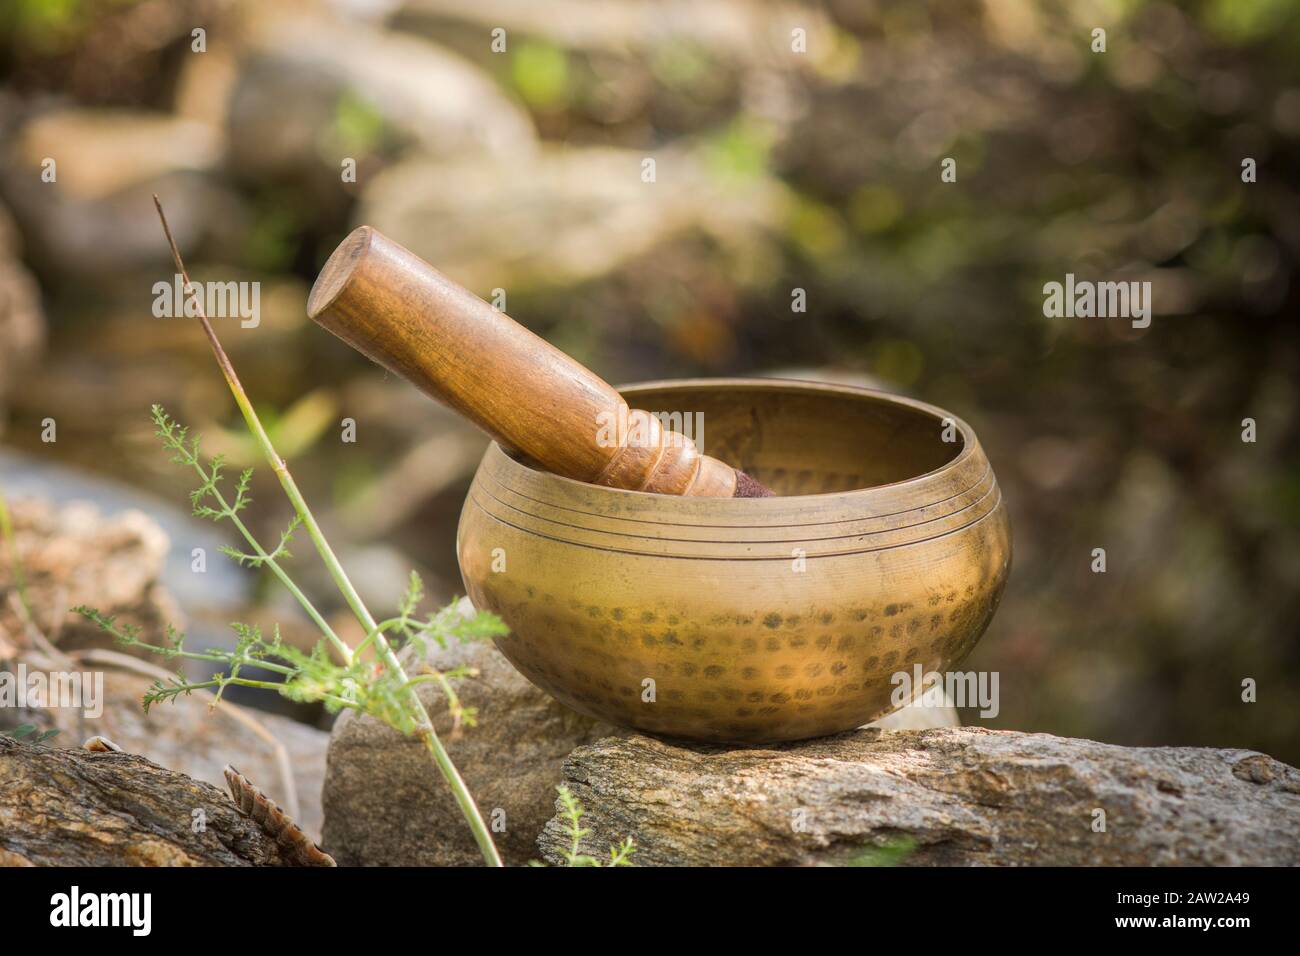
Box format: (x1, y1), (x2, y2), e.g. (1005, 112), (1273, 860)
(0, 0), (1296, 761)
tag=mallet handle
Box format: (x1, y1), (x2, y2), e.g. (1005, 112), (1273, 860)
(308, 226), (738, 496)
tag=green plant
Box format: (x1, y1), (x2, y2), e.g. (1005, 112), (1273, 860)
(76, 406), (506, 724)
(75, 199), (508, 866)
(842, 835), (916, 867)
(552, 784), (636, 867)
(1, 724), (61, 744)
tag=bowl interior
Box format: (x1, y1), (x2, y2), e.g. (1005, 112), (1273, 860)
(612, 379), (965, 497)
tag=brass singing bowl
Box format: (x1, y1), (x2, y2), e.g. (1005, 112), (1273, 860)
(457, 378), (1011, 744)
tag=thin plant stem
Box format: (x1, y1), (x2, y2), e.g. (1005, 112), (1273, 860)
(152, 196), (503, 867)
(183, 453), (350, 664)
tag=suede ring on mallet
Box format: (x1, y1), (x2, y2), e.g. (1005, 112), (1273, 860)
(307, 226), (773, 498)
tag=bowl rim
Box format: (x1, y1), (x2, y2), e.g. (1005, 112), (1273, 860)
(491, 376), (981, 499)
(465, 377), (1003, 554)
(464, 377), (1002, 553)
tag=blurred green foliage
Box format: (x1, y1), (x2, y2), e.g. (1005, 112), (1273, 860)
(511, 41), (570, 109)
(0, 0), (102, 54)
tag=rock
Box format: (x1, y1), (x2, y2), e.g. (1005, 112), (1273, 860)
(537, 728), (1300, 866)
(226, 10), (535, 183)
(0, 735), (306, 866)
(6, 109), (220, 203)
(402, 0), (824, 63)
(323, 632), (617, 865)
(358, 145), (788, 294)
(0, 496), (179, 654)
(0, 451), (251, 615)
(0, 108), (228, 280)
(0, 203), (44, 404)
(0, 495), (330, 839)
(38, 666), (330, 844)
(315, 633), (946, 862)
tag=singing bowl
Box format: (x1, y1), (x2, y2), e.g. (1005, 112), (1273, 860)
(456, 378), (1011, 744)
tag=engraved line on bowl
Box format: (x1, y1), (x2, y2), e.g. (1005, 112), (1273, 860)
(464, 487), (1004, 562)
(471, 472), (999, 548)
(479, 456), (995, 533)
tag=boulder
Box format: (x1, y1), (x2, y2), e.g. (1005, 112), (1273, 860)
(0, 496), (178, 654)
(537, 727), (1300, 866)
(357, 145), (788, 294)
(0, 108), (228, 280)
(323, 635), (617, 865)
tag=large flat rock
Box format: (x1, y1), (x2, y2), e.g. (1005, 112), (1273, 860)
(322, 635), (617, 866)
(537, 727), (1300, 866)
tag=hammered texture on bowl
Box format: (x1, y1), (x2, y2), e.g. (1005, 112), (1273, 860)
(457, 379), (1011, 744)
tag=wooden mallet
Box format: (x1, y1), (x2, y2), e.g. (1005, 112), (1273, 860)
(307, 227), (773, 498)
